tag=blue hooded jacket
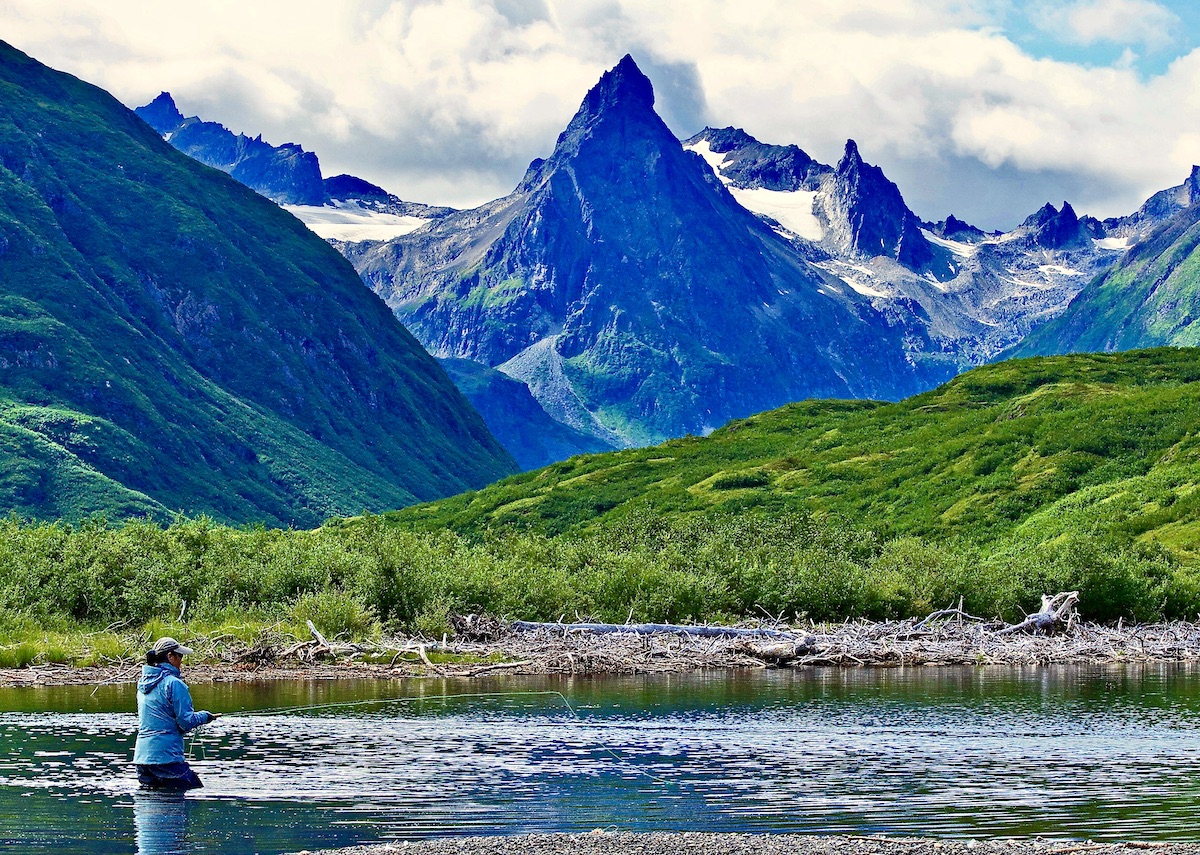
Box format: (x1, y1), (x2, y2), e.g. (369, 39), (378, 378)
(133, 662), (212, 765)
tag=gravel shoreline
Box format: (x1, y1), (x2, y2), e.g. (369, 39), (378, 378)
(301, 834), (1197, 855)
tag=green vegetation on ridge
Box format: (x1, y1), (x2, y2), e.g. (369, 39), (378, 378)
(5, 348), (1200, 661)
(388, 348), (1200, 554)
(0, 41), (515, 526)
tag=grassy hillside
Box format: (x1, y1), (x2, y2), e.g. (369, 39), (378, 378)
(0, 41), (515, 525)
(6, 349), (1200, 652)
(387, 348), (1200, 556)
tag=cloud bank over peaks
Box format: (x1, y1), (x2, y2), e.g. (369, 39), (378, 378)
(2, 0), (1199, 229)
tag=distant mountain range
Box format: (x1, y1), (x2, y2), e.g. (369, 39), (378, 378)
(0, 41), (515, 525)
(1012, 168), (1200, 357)
(343, 56), (946, 448)
(135, 92), (452, 238)
(136, 57), (1200, 465)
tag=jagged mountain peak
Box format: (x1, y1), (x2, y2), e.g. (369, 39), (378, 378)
(347, 56), (941, 447)
(578, 53), (654, 118)
(137, 91), (184, 135)
(1016, 200), (1096, 249)
(825, 138), (944, 272)
(838, 139), (864, 171)
(1024, 201), (1077, 227)
(523, 54), (684, 195)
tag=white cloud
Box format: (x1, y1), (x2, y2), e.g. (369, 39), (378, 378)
(1, 0), (1199, 228)
(1033, 0), (1180, 49)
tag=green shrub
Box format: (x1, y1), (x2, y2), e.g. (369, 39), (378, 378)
(712, 470), (771, 490)
(289, 590), (378, 641)
(0, 641), (38, 668)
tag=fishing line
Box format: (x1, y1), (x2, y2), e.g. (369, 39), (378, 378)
(189, 689), (677, 787)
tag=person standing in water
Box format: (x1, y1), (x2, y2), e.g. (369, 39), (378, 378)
(133, 637), (221, 790)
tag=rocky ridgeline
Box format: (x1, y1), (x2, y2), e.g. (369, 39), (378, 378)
(344, 55), (946, 451)
(136, 92), (324, 205)
(136, 60), (1200, 469)
(686, 126), (1197, 368)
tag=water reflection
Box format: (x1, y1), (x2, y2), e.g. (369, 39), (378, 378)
(133, 791), (188, 855)
(2, 665), (1200, 854)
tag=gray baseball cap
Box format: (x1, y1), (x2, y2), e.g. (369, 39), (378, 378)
(152, 637), (195, 656)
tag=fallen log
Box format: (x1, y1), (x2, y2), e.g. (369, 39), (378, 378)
(996, 591), (1079, 636)
(509, 620), (801, 639)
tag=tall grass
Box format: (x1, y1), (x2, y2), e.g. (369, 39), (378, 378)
(0, 509), (1193, 646)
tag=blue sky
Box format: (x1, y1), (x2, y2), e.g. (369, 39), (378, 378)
(3, 0), (1200, 229)
(996, 0), (1199, 75)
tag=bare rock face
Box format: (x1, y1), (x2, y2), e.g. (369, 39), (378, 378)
(693, 126), (829, 191)
(135, 92), (326, 206)
(825, 140), (945, 275)
(346, 55), (945, 448)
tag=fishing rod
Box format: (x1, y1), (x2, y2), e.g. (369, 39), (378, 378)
(187, 689), (678, 786)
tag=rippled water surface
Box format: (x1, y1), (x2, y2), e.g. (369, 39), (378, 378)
(3, 665), (1200, 853)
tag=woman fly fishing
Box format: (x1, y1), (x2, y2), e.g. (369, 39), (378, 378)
(133, 637), (221, 790)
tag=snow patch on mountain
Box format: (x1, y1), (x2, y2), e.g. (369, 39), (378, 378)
(922, 230), (977, 258)
(1037, 264), (1084, 277)
(284, 201), (430, 242)
(686, 139), (728, 174)
(685, 140), (824, 240)
(728, 187), (824, 241)
(1094, 236), (1130, 250)
(814, 261), (893, 297)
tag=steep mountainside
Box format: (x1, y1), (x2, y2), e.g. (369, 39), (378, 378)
(0, 42), (515, 525)
(136, 92), (452, 241)
(684, 128), (1180, 366)
(438, 358), (615, 469)
(388, 347), (1200, 560)
(1012, 200), (1200, 355)
(344, 56), (946, 448)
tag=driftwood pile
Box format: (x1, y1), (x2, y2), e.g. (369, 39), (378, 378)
(446, 592), (1200, 671)
(21, 592), (1200, 687)
(234, 592), (1200, 675)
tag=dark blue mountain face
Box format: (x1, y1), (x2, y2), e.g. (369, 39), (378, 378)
(685, 126), (829, 191)
(1018, 202), (1101, 250)
(135, 91), (183, 134)
(325, 173), (392, 203)
(828, 140), (946, 274)
(135, 92), (325, 205)
(438, 358), (615, 469)
(346, 55), (947, 446)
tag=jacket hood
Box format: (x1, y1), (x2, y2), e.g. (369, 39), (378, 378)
(137, 662), (180, 693)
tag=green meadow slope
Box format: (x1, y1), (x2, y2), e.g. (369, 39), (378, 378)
(8, 349), (1200, 638)
(0, 42), (515, 525)
(389, 347), (1200, 558)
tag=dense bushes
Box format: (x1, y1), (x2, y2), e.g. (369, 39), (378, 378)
(0, 510), (1193, 643)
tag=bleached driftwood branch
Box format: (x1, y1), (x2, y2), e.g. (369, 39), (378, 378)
(509, 620), (800, 639)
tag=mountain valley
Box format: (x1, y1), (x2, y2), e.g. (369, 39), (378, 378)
(136, 57), (1200, 469)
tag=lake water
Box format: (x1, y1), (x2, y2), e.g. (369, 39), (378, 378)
(2, 665), (1200, 854)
